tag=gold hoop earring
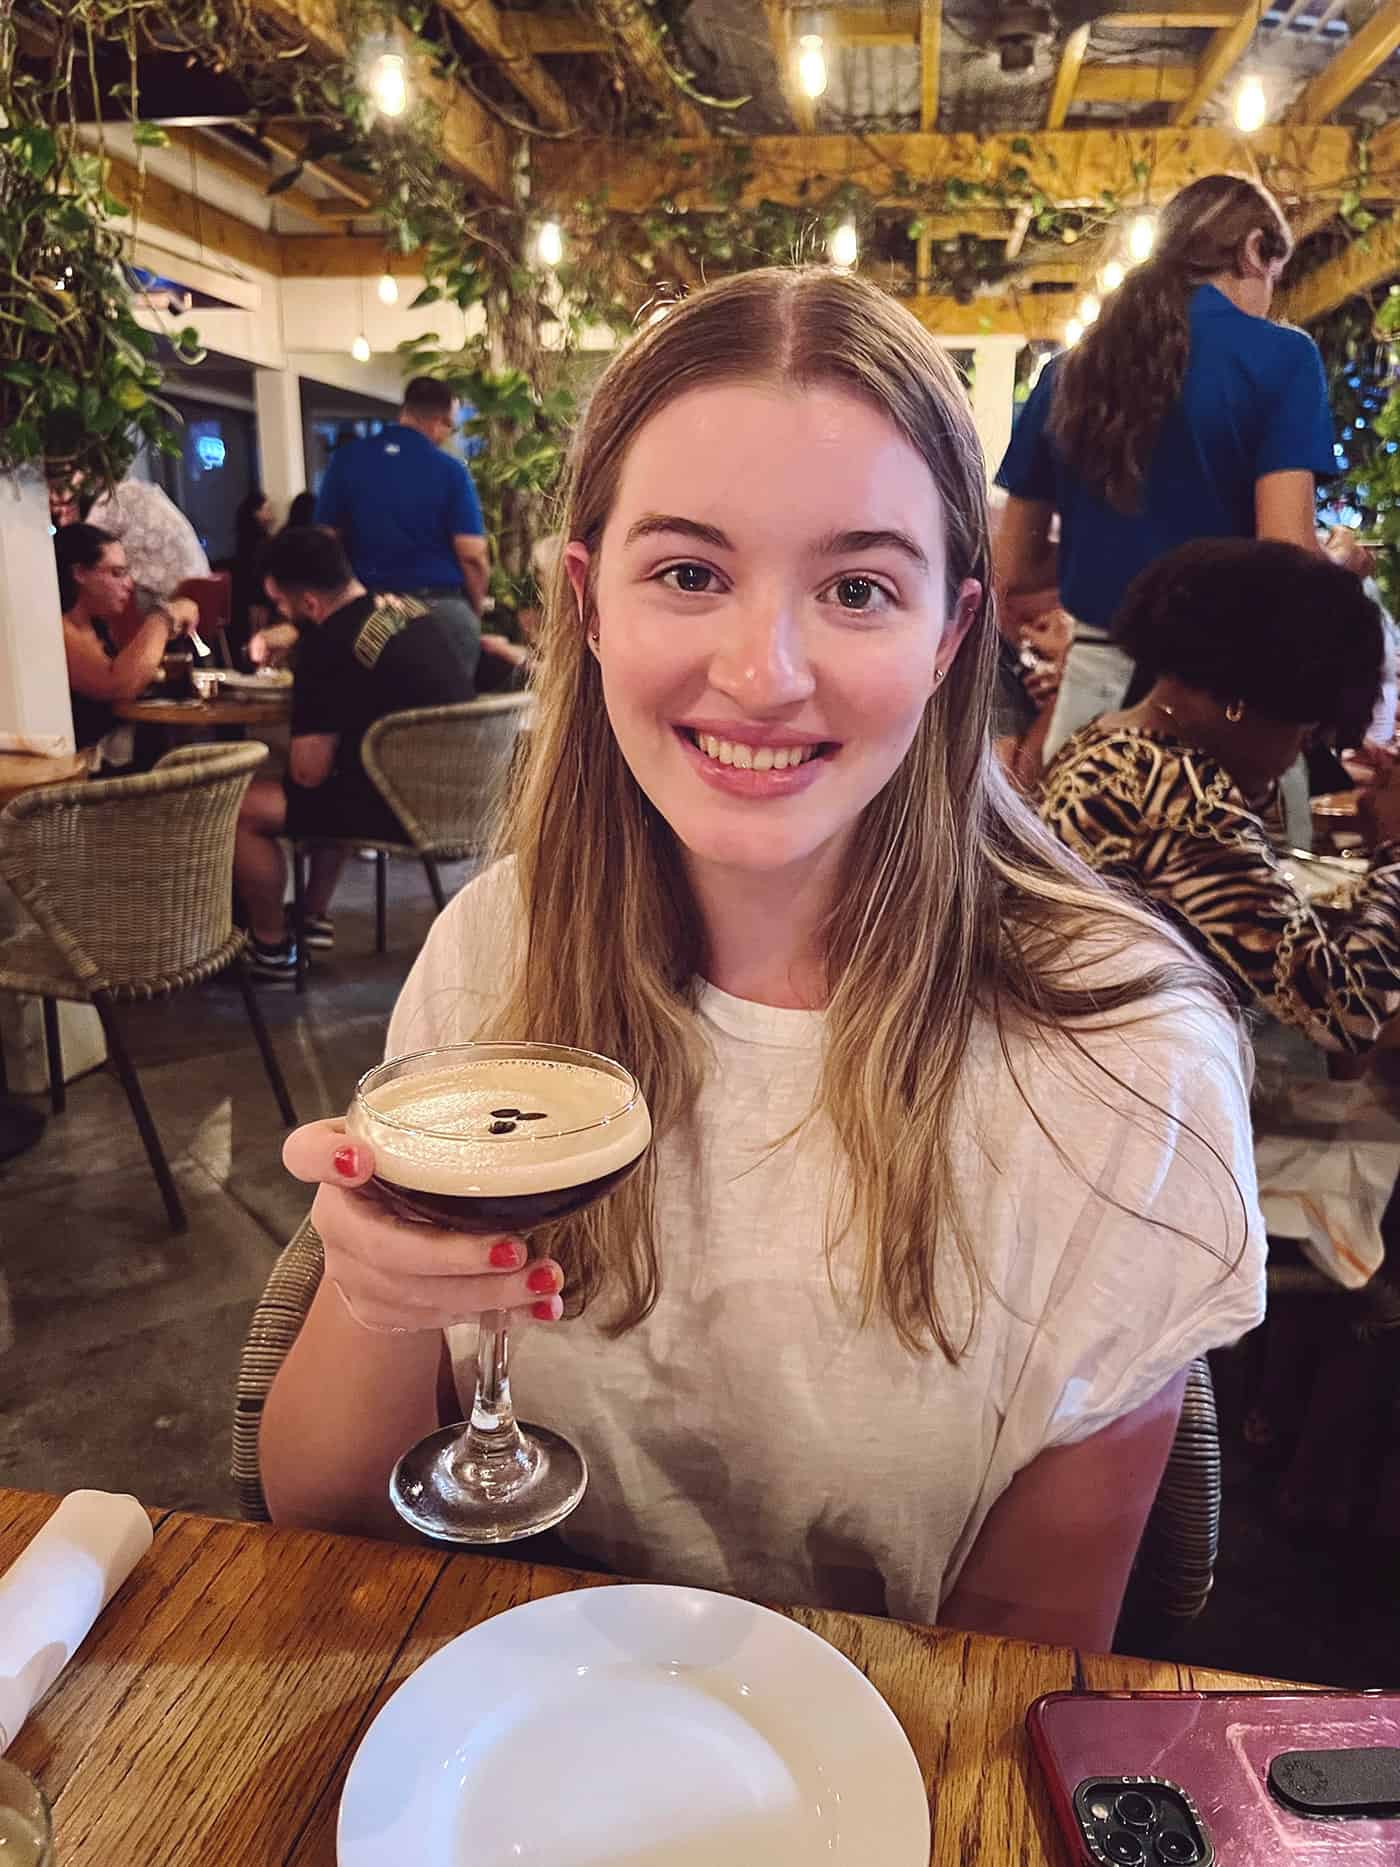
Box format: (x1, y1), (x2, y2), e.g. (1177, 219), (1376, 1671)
(1225, 699), (1245, 724)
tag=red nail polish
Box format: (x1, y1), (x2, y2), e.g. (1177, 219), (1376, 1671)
(527, 1265), (558, 1295)
(532, 1299), (559, 1322)
(333, 1145), (360, 1179)
(490, 1241), (520, 1268)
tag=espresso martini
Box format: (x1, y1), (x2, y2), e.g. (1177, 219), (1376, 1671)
(350, 1052), (652, 1232)
(349, 1042), (650, 1543)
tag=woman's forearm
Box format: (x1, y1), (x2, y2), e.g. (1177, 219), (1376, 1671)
(107, 616), (171, 701)
(259, 1278), (446, 1540)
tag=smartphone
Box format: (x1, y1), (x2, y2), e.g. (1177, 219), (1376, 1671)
(1028, 1690), (1400, 1864)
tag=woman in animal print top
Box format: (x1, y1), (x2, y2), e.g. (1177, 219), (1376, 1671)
(1041, 537), (1400, 1055)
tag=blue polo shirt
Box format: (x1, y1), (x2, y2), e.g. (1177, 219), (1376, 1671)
(315, 424), (485, 592)
(996, 285), (1336, 636)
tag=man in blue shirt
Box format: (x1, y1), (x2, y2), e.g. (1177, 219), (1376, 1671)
(315, 376), (489, 638)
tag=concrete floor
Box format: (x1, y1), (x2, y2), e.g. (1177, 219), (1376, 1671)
(2, 854), (1397, 1686)
(0, 853), (446, 1519)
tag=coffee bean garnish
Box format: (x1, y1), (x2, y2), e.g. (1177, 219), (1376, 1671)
(491, 1108), (521, 1119)
(489, 1119), (516, 1134)
(517, 1110), (548, 1121)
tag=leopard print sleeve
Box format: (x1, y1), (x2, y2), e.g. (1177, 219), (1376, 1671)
(1040, 727), (1400, 1055)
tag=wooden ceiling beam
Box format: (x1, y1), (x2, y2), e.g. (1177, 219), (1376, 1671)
(278, 236), (426, 276)
(1288, 0), (1400, 123)
(437, 0), (573, 129)
(762, 2), (815, 135)
(1099, 2), (1240, 23)
(589, 0), (708, 136)
(913, 0), (942, 287)
(920, 1), (942, 129)
(1171, 5), (1262, 127)
(1074, 63), (1195, 103)
(514, 13), (608, 55)
(163, 129), (347, 229)
(535, 126), (1356, 214)
(1047, 24), (1091, 129)
(252, 0), (510, 197)
(258, 127), (374, 210)
(101, 153), (282, 274)
(908, 294), (1068, 342)
(1279, 213), (1400, 323)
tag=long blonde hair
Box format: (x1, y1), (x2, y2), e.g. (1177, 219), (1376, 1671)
(1049, 174), (1293, 513)
(486, 266), (1232, 1357)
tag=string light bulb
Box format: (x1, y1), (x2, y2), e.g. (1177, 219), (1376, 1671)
(369, 52), (409, 118)
(351, 334), (371, 362)
(1064, 318), (1085, 348)
(1100, 259), (1125, 292)
(377, 272), (399, 305)
(1079, 293), (1101, 325)
(1128, 214), (1156, 264)
(536, 220), (564, 268)
(797, 34), (828, 100)
(1234, 75), (1267, 133)
(829, 220), (859, 269)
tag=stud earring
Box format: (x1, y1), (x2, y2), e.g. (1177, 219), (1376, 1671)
(933, 668), (945, 685)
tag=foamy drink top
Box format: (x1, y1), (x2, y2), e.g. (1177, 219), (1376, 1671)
(349, 1056), (651, 1196)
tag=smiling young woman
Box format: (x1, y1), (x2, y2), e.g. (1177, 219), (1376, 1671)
(262, 268), (1266, 1651)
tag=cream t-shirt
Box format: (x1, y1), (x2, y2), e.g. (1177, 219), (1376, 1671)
(388, 860), (1266, 1625)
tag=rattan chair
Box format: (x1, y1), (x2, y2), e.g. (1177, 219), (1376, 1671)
(0, 743), (297, 1233)
(231, 1218), (1224, 1619)
(288, 693), (531, 991)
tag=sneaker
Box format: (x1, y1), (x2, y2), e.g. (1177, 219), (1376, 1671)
(302, 915), (335, 951)
(249, 935), (299, 981)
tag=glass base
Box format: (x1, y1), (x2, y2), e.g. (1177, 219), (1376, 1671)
(389, 1420), (589, 1545)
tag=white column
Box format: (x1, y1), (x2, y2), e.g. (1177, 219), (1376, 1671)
(254, 368), (306, 525)
(968, 337), (1024, 486)
(0, 475), (106, 1088)
(0, 474), (74, 750)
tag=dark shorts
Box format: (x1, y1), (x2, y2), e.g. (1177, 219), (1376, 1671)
(283, 775), (402, 844)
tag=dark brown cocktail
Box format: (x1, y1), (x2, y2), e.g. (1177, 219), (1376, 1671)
(346, 1043), (650, 1545)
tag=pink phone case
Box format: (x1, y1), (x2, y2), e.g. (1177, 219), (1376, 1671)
(1028, 1689), (1400, 1864)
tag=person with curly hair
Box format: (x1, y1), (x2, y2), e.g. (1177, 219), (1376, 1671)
(995, 174), (1372, 764)
(1040, 538), (1400, 1055)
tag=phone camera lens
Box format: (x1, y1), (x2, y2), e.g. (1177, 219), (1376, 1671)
(1105, 1829), (1149, 1859)
(1114, 1792), (1157, 1831)
(1104, 1835), (1148, 1866)
(1155, 1834), (1200, 1865)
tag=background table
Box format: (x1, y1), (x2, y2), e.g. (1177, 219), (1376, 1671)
(114, 695), (291, 729)
(2, 1490), (1287, 1866)
(0, 750), (89, 809)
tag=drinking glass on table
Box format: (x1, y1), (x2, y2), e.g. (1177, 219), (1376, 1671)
(346, 1042), (651, 1544)
(0, 1758), (53, 1867)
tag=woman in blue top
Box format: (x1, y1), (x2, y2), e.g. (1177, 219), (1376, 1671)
(995, 173), (1369, 763)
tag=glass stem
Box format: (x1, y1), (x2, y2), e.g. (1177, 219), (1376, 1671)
(449, 1308), (539, 1500)
(470, 1307), (516, 1437)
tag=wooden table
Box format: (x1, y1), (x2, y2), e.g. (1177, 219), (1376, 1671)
(0, 750), (89, 808)
(114, 694), (291, 729)
(0, 1490), (1290, 1865)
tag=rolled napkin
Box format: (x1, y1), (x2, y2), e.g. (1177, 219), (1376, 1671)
(0, 1491), (152, 1751)
(0, 731), (74, 759)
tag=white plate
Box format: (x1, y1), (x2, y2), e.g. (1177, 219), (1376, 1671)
(338, 1584), (930, 1866)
